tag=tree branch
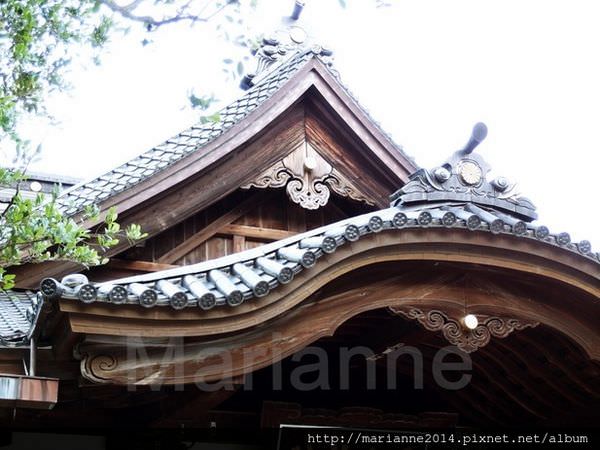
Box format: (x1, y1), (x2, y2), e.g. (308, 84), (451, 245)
(99, 0), (236, 30)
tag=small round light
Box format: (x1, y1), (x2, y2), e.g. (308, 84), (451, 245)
(463, 314), (479, 330)
(30, 181), (42, 192)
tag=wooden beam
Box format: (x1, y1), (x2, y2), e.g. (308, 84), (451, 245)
(219, 224), (297, 242)
(74, 261), (600, 385)
(64, 230), (600, 341)
(107, 259), (180, 272)
(156, 192), (269, 264)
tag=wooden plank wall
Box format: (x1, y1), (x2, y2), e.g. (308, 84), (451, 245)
(110, 188), (374, 271)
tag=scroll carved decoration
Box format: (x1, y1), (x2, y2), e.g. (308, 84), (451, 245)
(80, 352), (119, 384)
(389, 306), (539, 353)
(242, 143), (374, 210)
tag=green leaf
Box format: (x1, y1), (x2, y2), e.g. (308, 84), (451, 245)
(105, 207), (118, 224)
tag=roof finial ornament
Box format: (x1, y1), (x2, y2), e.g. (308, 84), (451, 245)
(390, 122), (538, 221)
(240, 0), (333, 90)
(291, 0), (306, 20)
(461, 122), (488, 154)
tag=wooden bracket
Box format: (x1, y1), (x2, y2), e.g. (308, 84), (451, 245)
(389, 306), (539, 353)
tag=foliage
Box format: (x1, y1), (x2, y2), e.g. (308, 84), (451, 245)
(0, 1), (251, 288)
(0, 0), (249, 159)
(1, 0), (390, 156)
(0, 167), (147, 289)
(0, 0), (112, 160)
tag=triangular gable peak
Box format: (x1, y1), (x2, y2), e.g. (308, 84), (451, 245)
(58, 50), (414, 218)
(14, 47), (416, 289)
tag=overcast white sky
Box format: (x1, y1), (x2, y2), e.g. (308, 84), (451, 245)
(16, 0), (600, 243)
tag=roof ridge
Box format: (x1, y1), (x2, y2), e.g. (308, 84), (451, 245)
(56, 50), (316, 216)
(316, 55), (416, 168)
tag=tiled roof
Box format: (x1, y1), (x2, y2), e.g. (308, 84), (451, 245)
(40, 125), (598, 310)
(56, 50), (315, 215)
(40, 202), (598, 310)
(0, 290), (42, 346)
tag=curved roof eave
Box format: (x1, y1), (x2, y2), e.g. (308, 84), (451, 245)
(43, 202), (599, 311)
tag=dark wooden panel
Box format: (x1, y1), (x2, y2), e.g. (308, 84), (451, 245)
(110, 187), (373, 269)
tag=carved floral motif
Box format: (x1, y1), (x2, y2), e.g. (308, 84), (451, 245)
(390, 306), (539, 353)
(242, 143), (374, 210)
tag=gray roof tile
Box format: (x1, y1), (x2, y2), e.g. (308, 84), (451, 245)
(56, 51), (314, 215)
(0, 290), (41, 345)
(41, 201), (598, 311)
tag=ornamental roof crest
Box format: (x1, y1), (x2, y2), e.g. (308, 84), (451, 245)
(240, 1), (334, 90)
(390, 123), (537, 221)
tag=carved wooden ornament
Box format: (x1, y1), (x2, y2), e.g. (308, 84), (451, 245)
(389, 306), (539, 353)
(242, 143), (374, 210)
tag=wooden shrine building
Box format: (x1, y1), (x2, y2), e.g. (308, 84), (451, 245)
(0, 8), (598, 449)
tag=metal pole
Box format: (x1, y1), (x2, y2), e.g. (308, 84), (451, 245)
(29, 336), (36, 377)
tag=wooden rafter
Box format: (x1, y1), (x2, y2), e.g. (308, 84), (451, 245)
(156, 192), (271, 264)
(218, 224), (297, 242)
(107, 259), (180, 272)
